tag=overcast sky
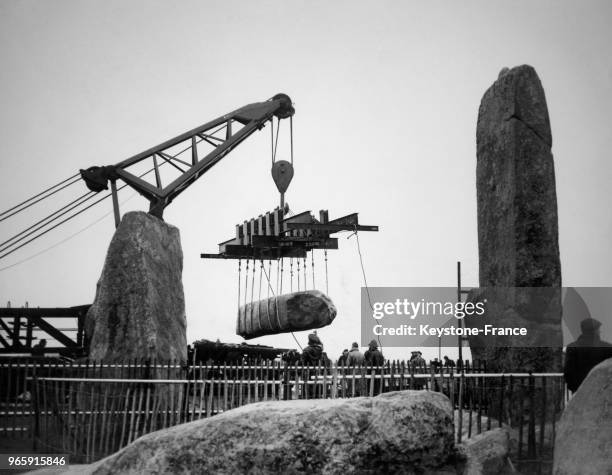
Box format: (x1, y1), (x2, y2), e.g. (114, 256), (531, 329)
(1, 0), (611, 361)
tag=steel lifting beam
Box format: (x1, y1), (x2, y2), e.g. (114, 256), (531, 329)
(200, 207), (377, 260)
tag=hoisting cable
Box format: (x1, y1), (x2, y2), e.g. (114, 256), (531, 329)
(290, 116), (294, 165)
(258, 260), (263, 302)
(0, 190), (137, 272)
(290, 258), (294, 292)
(0, 173), (81, 222)
(297, 258), (301, 291)
(311, 250), (315, 290)
(237, 259), (242, 314)
(0, 190), (96, 253)
(243, 259), (250, 309)
(276, 258), (280, 296)
(265, 260), (273, 331)
(256, 259), (262, 332)
(270, 118), (274, 166)
(272, 118), (281, 163)
(324, 250), (329, 295)
(250, 258), (256, 311)
(0, 186), (125, 261)
(349, 226), (382, 351)
(0, 124), (207, 227)
(303, 256), (307, 290)
(279, 258), (284, 295)
(0, 158), (168, 261)
(267, 260), (272, 300)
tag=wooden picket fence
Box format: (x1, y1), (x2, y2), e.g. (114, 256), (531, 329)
(0, 358), (567, 472)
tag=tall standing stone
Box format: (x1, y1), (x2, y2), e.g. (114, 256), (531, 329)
(471, 65), (563, 372)
(85, 211), (187, 364)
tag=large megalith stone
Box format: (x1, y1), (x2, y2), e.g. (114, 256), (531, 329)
(471, 65), (563, 373)
(86, 211), (187, 363)
(237, 290), (337, 339)
(553, 357), (612, 475)
(83, 391), (464, 474)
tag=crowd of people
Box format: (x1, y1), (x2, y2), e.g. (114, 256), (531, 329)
(257, 317), (612, 395)
(299, 332), (459, 369)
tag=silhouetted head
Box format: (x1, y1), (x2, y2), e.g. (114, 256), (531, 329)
(308, 333), (321, 346)
(369, 339), (378, 350)
(580, 318), (602, 335)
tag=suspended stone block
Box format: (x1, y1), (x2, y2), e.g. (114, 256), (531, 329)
(237, 290), (337, 339)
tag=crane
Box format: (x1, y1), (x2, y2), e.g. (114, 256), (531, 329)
(0, 93), (378, 353)
(80, 93), (295, 222)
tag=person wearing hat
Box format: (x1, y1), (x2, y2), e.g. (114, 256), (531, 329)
(301, 332), (324, 365)
(410, 350), (426, 368)
(564, 318), (612, 392)
(365, 339), (385, 367)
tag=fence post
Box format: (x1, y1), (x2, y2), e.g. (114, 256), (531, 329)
(457, 366), (464, 444)
(283, 361), (289, 401)
(528, 373), (536, 459)
(32, 363), (39, 451)
(449, 367), (455, 411)
(499, 375), (504, 428)
(538, 376), (547, 472)
(429, 364), (435, 391)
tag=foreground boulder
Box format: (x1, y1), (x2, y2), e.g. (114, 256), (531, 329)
(86, 211), (187, 363)
(89, 391), (461, 474)
(237, 290), (337, 339)
(471, 65), (562, 373)
(460, 428), (514, 475)
(553, 357), (612, 475)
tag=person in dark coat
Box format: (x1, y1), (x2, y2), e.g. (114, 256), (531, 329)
(346, 342), (365, 366)
(302, 333), (323, 365)
(564, 318), (612, 392)
(443, 356), (456, 369)
(364, 339), (384, 366)
(337, 349), (349, 366)
(31, 339), (46, 357)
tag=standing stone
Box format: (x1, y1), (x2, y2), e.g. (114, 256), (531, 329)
(553, 357), (612, 475)
(471, 65), (563, 372)
(86, 211), (187, 363)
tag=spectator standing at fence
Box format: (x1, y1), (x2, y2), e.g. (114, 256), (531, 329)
(337, 349), (349, 366)
(443, 355), (455, 369)
(410, 351), (426, 368)
(564, 318), (612, 392)
(31, 338), (46, 357)
(364, 340), (384, 366)
(347, 342), (364, 366)
(302, 332), (324, 365)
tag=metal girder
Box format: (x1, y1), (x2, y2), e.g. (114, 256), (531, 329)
(0, 305), (90, 354)
(80, 94), (294, 220)
(284, 223), (379, 232)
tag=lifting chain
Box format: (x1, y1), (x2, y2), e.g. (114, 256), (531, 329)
(311, 250), (315, 289)
(237, 259), (242, 312)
